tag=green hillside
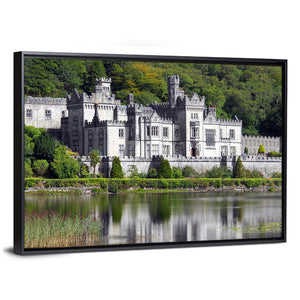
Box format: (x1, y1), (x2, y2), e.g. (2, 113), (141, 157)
(24, 58), (283, 136)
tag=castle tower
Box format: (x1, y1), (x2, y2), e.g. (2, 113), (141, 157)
(95, 77), (112, 97)
(168, 75), (180, 108)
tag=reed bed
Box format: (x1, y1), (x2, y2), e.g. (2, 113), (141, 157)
(25, 211), (102, 248)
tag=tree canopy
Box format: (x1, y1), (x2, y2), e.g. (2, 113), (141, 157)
(24, 58), (283, 136)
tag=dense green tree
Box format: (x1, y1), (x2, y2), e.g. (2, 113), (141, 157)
(157, 158), (172, 178)
(33, 159), (49, 176)
(244, 147), (249, 154)
(233, 157), (246, 178)
(83, 61), (106, 95)
(24, 59), (283, 137)
(51, 146), (80, 179)
(33, 131), (56, 162)
(110, 157), (124, 178)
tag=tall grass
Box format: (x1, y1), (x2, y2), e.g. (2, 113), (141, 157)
(25, 211), (102, 248)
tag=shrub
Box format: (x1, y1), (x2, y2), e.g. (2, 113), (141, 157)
(182, 166), (199, 178)
(108, 185), (118, 193)
(172, 167), (183, 178)
(33, 159), (49, 176)
(80, 163), (90, 178)
(244, 147), (249, 154)
(245, 169), (264, 178)
(258, 144), (265, 154)
(24, 162), (34, 177)
(272, 172), (282, 178)
(267, 151), (282, 157)
(157, 158), (172, 178)
(203, 166), (232, 178)
(110, 157), (124, 178)
(147, 168), (158, 178)
(50, 146), (80, 179)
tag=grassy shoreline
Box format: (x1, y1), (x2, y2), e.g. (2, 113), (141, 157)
(25, 177), (282, 194)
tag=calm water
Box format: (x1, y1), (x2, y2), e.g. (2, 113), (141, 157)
(25, 192), (282, 246)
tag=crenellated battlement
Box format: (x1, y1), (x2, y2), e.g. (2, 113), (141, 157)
(25, 96), (67, 105)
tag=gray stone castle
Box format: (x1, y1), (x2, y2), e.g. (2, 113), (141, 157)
(24, 75), (282, 177)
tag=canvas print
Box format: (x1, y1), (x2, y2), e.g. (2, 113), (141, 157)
(22, 56), (284, 249)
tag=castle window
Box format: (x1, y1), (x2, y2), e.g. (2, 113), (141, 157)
(230, 129), (235, 139)
(45, 110), (51, 120)
(205, 129), (215, 146)
(26, 109), (32, 119)
(152, 144), (159, 156)
(175, 129), (179, 138)
(146, 126), (150, 136)
(151, 126), (159, 136)
(119, 129), (124, 138)
(119, 144), (125, 157)
(162, 145), (170, 155)
(163, 127), (169, 138)
(221, 146), (228, 156)
(191, 127), (199, 138)
(220, 129), (223, 139)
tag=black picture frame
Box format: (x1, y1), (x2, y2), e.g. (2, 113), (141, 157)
(14, 51), (287, 255)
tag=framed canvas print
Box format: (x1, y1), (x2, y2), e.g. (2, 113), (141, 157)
(14, 52), (287, 255)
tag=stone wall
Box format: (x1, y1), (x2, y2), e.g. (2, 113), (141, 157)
(80, 154), (282, 178)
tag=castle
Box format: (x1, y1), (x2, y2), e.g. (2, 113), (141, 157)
(24, 76), (282, 177)
(26, 76), (243, 158)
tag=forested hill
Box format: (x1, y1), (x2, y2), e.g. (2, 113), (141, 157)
(24, 58), (283, 136)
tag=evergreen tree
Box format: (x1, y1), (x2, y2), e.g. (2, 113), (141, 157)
(110, 157), (124, 178)
(157, 157), (172, 178)
(33, 131), (56, 162)
(244, 147), (249, 154)
(233, 157), (246, 178)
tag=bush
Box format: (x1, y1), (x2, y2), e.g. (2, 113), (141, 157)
(258, 144), (265, 154)
(24, 162), (34, 177)
(182, 166), (199, 178)
(267, 151), (282, 157)
(245, 169), (264, 178)
(110, 157), (124, 178)
(157, 158), (172, 178)
(33, 159), (49, 176)
(203, 166), (232, 178)
(272, 172), (282, 178)
(147, 168), (158, 178)
(50, 146), (80, 179)
(172, 167), (183, 178)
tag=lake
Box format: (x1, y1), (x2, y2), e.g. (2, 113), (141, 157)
(25, 191), (282, 248)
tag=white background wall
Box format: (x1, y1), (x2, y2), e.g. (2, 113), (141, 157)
(0, 1), (299, 299)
